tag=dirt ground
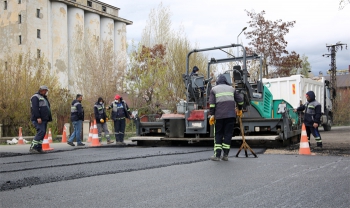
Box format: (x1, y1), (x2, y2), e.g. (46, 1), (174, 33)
(264, 126), (350, 156)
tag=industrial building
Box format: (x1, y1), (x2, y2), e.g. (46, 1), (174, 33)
(0, 0), (132, 92)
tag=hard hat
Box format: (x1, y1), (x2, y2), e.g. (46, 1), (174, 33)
(115, 94), (121, 100)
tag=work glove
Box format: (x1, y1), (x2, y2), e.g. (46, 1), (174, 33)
(100, 119), (105, 123)
(209, 116), (215, 126)
(237, 110), (243, 118)
(106, 118), (109, 122)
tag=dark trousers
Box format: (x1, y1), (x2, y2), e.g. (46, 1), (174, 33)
(114, 118), (126, 142)
(31, 120), (48, 149)
(305, 125), (322, 146)
(214, 117), (236, 157)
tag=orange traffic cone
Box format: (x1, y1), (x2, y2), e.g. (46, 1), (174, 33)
(87, 123), (93, 143)
(48, 128), (53, 143)
(61, 125), (67, 143)
(299, 123), (311, 155)
(42, 131), (54, 151)
(17, 127), (24, 145)
(90, 120), (101, 146)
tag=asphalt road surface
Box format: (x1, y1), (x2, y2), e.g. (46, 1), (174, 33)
(0, 126), (349, 207)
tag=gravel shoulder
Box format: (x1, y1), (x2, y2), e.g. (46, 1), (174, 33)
(264, 126), (350, 156)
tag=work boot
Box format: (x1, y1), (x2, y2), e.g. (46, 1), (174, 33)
(37, 144), (46, 154)
(29, 148), (40, 154)
(221, 155), (229, 161)
(29, 145), (46, 154)
(316, 142), (323, 148)
(210, 156), (220, 161)
(107, 141), (114, 144)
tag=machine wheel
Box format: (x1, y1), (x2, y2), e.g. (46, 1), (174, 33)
(323, 115), (332, 131)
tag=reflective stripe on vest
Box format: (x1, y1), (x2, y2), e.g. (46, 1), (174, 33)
(112, 102), (124, 112)
(306, 100), (320, 115)
(94, 104), (104, 114)
(71, 102), (81, 113)
(30, 94), (47, 108)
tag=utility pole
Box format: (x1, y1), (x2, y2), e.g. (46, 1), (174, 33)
(322, 42), (347, 106)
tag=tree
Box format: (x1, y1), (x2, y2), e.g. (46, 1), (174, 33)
(272, 51), (302, 77)
(339, 0), (350, 9)
(70, 25), (126, 118)
(299, 54), (311, 77)
(127, 44), (169, 114)
(0, 51), (66, 137)
(126, 3), (211, 114)
(244, 10), (298, 78)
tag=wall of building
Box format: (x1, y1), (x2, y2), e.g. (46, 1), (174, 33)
(52, 1), (68, 89)
(0, 0), (132, 93)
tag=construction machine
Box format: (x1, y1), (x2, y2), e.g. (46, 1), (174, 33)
(131, 44), (301, 145)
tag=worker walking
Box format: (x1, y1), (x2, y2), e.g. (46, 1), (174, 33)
(108, 94), (132, 144)
(67, 94), (85, 146)
(94, 97), (113, 144)
(209, 74), (244, 161)
(29, 85), (52, 153)
(294, 91), (323, 148)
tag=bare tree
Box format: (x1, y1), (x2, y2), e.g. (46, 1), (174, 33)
(339, 0), (350, 9)
(0, 51), (65, 136)
(70, 25), (127, 118)
(126, 3), (210, 114)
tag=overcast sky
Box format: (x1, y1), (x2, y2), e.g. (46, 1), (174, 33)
(107, 0), (349, 75)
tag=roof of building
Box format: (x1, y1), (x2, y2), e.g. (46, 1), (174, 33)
(324, 74), (350, 88)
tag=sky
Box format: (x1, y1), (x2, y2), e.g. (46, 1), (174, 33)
(107, 0), (349, 75)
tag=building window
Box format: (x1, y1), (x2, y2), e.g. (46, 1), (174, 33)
(37, 49), (41, 58)
(19, 35), (22, 44)
(102, 6), (106, 12)
(18, 14), (21, 23)
(87, 1), (92, 7)
(37, 29), (41, 38)
(36, 9), (40, 18)
(4, 1), (7, 10)
(18, 0), (21, 4)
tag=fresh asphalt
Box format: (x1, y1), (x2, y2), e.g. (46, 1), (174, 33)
(0, 140), (137, 155)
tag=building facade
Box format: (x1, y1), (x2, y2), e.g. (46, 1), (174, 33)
(0, 0), (132, 92)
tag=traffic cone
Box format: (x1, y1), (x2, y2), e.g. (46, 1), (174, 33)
(299, 123), (311, 155)
(90, 120), (101, 146)
(48, 128), (53, 143)
(61, 125), (67, 143)
(42, 132), (54, 151)
(87, 123), (93, 143)
(17, 127), (24, 145)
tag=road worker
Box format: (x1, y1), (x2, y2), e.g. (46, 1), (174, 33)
(67, 94), (85, 146)
(29, 85), (52, 153)
(209, 74), (244, 161)
(107, 94), (132, 145)
(294, 91), (323, 148)
(94, 97), (113, 144)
